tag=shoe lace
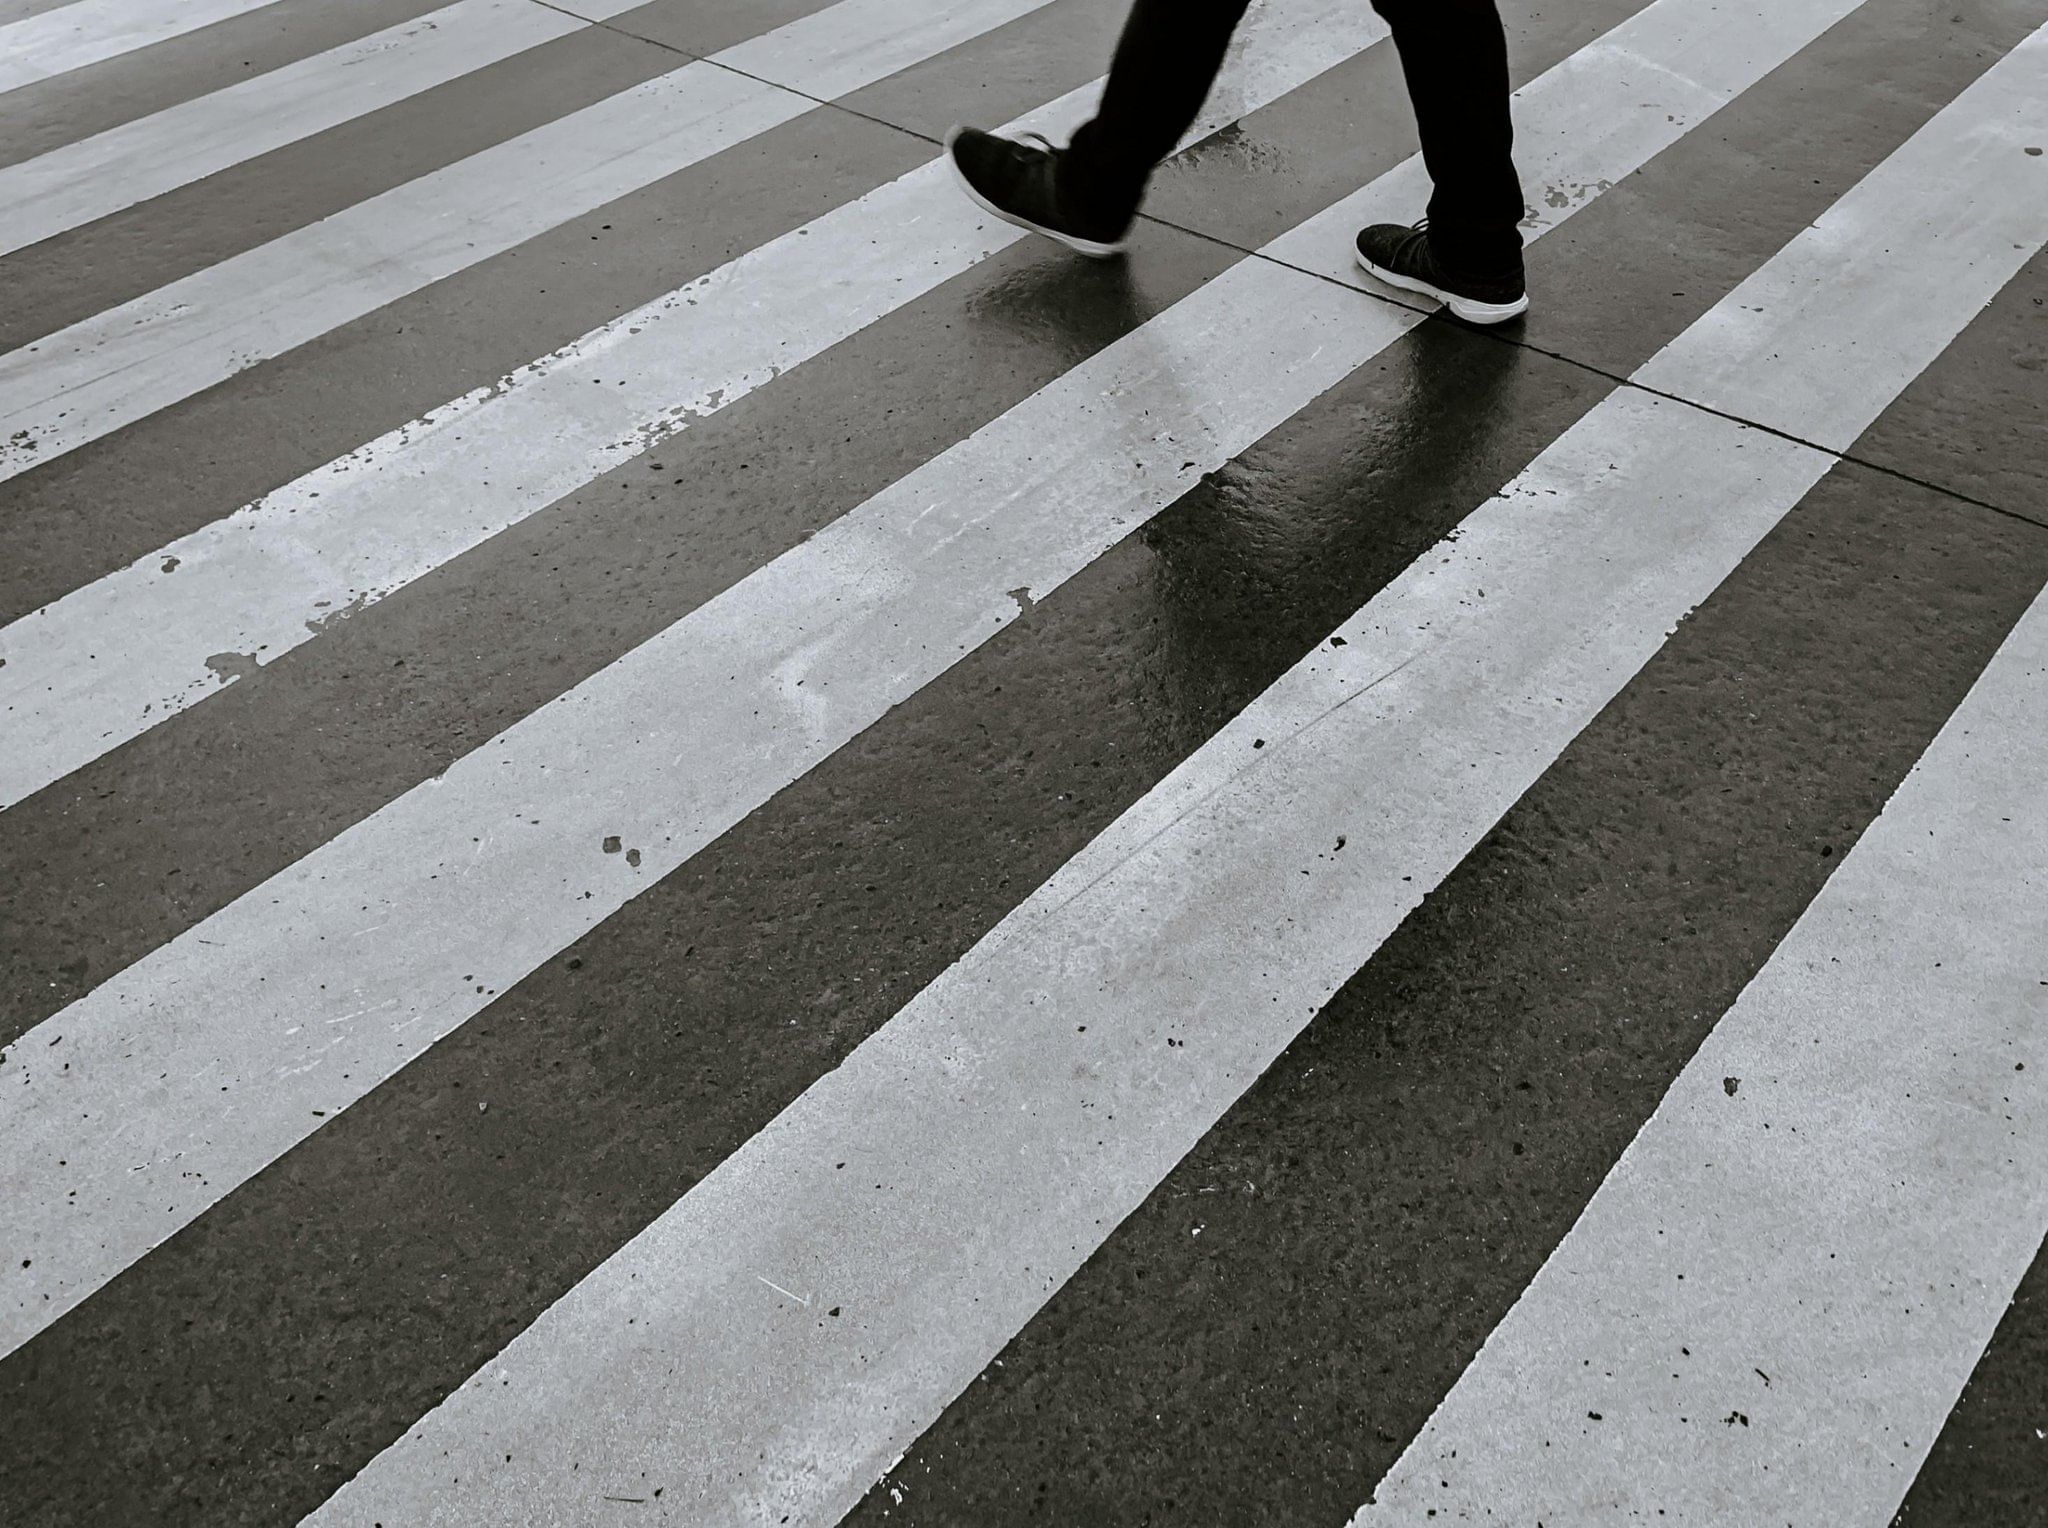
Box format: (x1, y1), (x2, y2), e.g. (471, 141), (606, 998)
(986, 129), (1059, 180)
(1005, 130), (1068, 205)
(1395, 216), (1435, 266)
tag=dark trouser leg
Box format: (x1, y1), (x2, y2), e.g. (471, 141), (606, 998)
(1371, 0), (1526, 273)
(1062, 0), (1251, 223)
(1061, 0), (1524, 269)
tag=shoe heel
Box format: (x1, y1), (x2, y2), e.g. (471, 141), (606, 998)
(1443, 291), (1530, 325)
(1355, 244), (1527, 325)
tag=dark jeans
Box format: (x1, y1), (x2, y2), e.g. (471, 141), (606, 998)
(1065, 0), (1526, 272)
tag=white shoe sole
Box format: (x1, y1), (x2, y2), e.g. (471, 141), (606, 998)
(943, 126), (1129, 260)
(1353, 245), (1529, 324)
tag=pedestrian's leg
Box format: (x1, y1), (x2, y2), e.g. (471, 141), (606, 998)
(1352, 0), (1529, 322)
(941, 0), (1249, 257)
(1062, 0), (1254, 224)
(1369, 0), (1526, 273)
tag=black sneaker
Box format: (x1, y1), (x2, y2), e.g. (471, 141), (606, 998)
(1353, 219), (1528, 324)
(944, 126), (1133, 259)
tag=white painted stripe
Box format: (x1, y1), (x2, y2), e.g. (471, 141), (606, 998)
(0, 0), (1879, 1370)
(0, 0), (642, 259)
(1355, 590), (2048, 1528)
(301, 21), (2047, 1525)
(0, 0), (280, 95)
(0, 0), (1050, 483)
(0, 0), (1383, 810)
(1633, 56), (2048, 450)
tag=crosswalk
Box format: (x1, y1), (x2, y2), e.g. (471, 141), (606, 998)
(2, 0), (2044, 1524)
(1359, 571), (2048, 1522)
(0, 0), (610, 258)
(0, 0), (1385, 807)
(0, 0), (1055, 480)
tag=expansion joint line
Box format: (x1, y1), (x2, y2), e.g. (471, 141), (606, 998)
(523, 0), (965, 146)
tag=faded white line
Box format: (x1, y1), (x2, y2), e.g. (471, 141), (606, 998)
(0, 0), (658, 258)
(1357, 563), (2048, 1527)
(0, 0), (281, 95)
(307, 18), (2043, 1525)
(0, 0), (1380, 808)
(0, 0), (1053, 482)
